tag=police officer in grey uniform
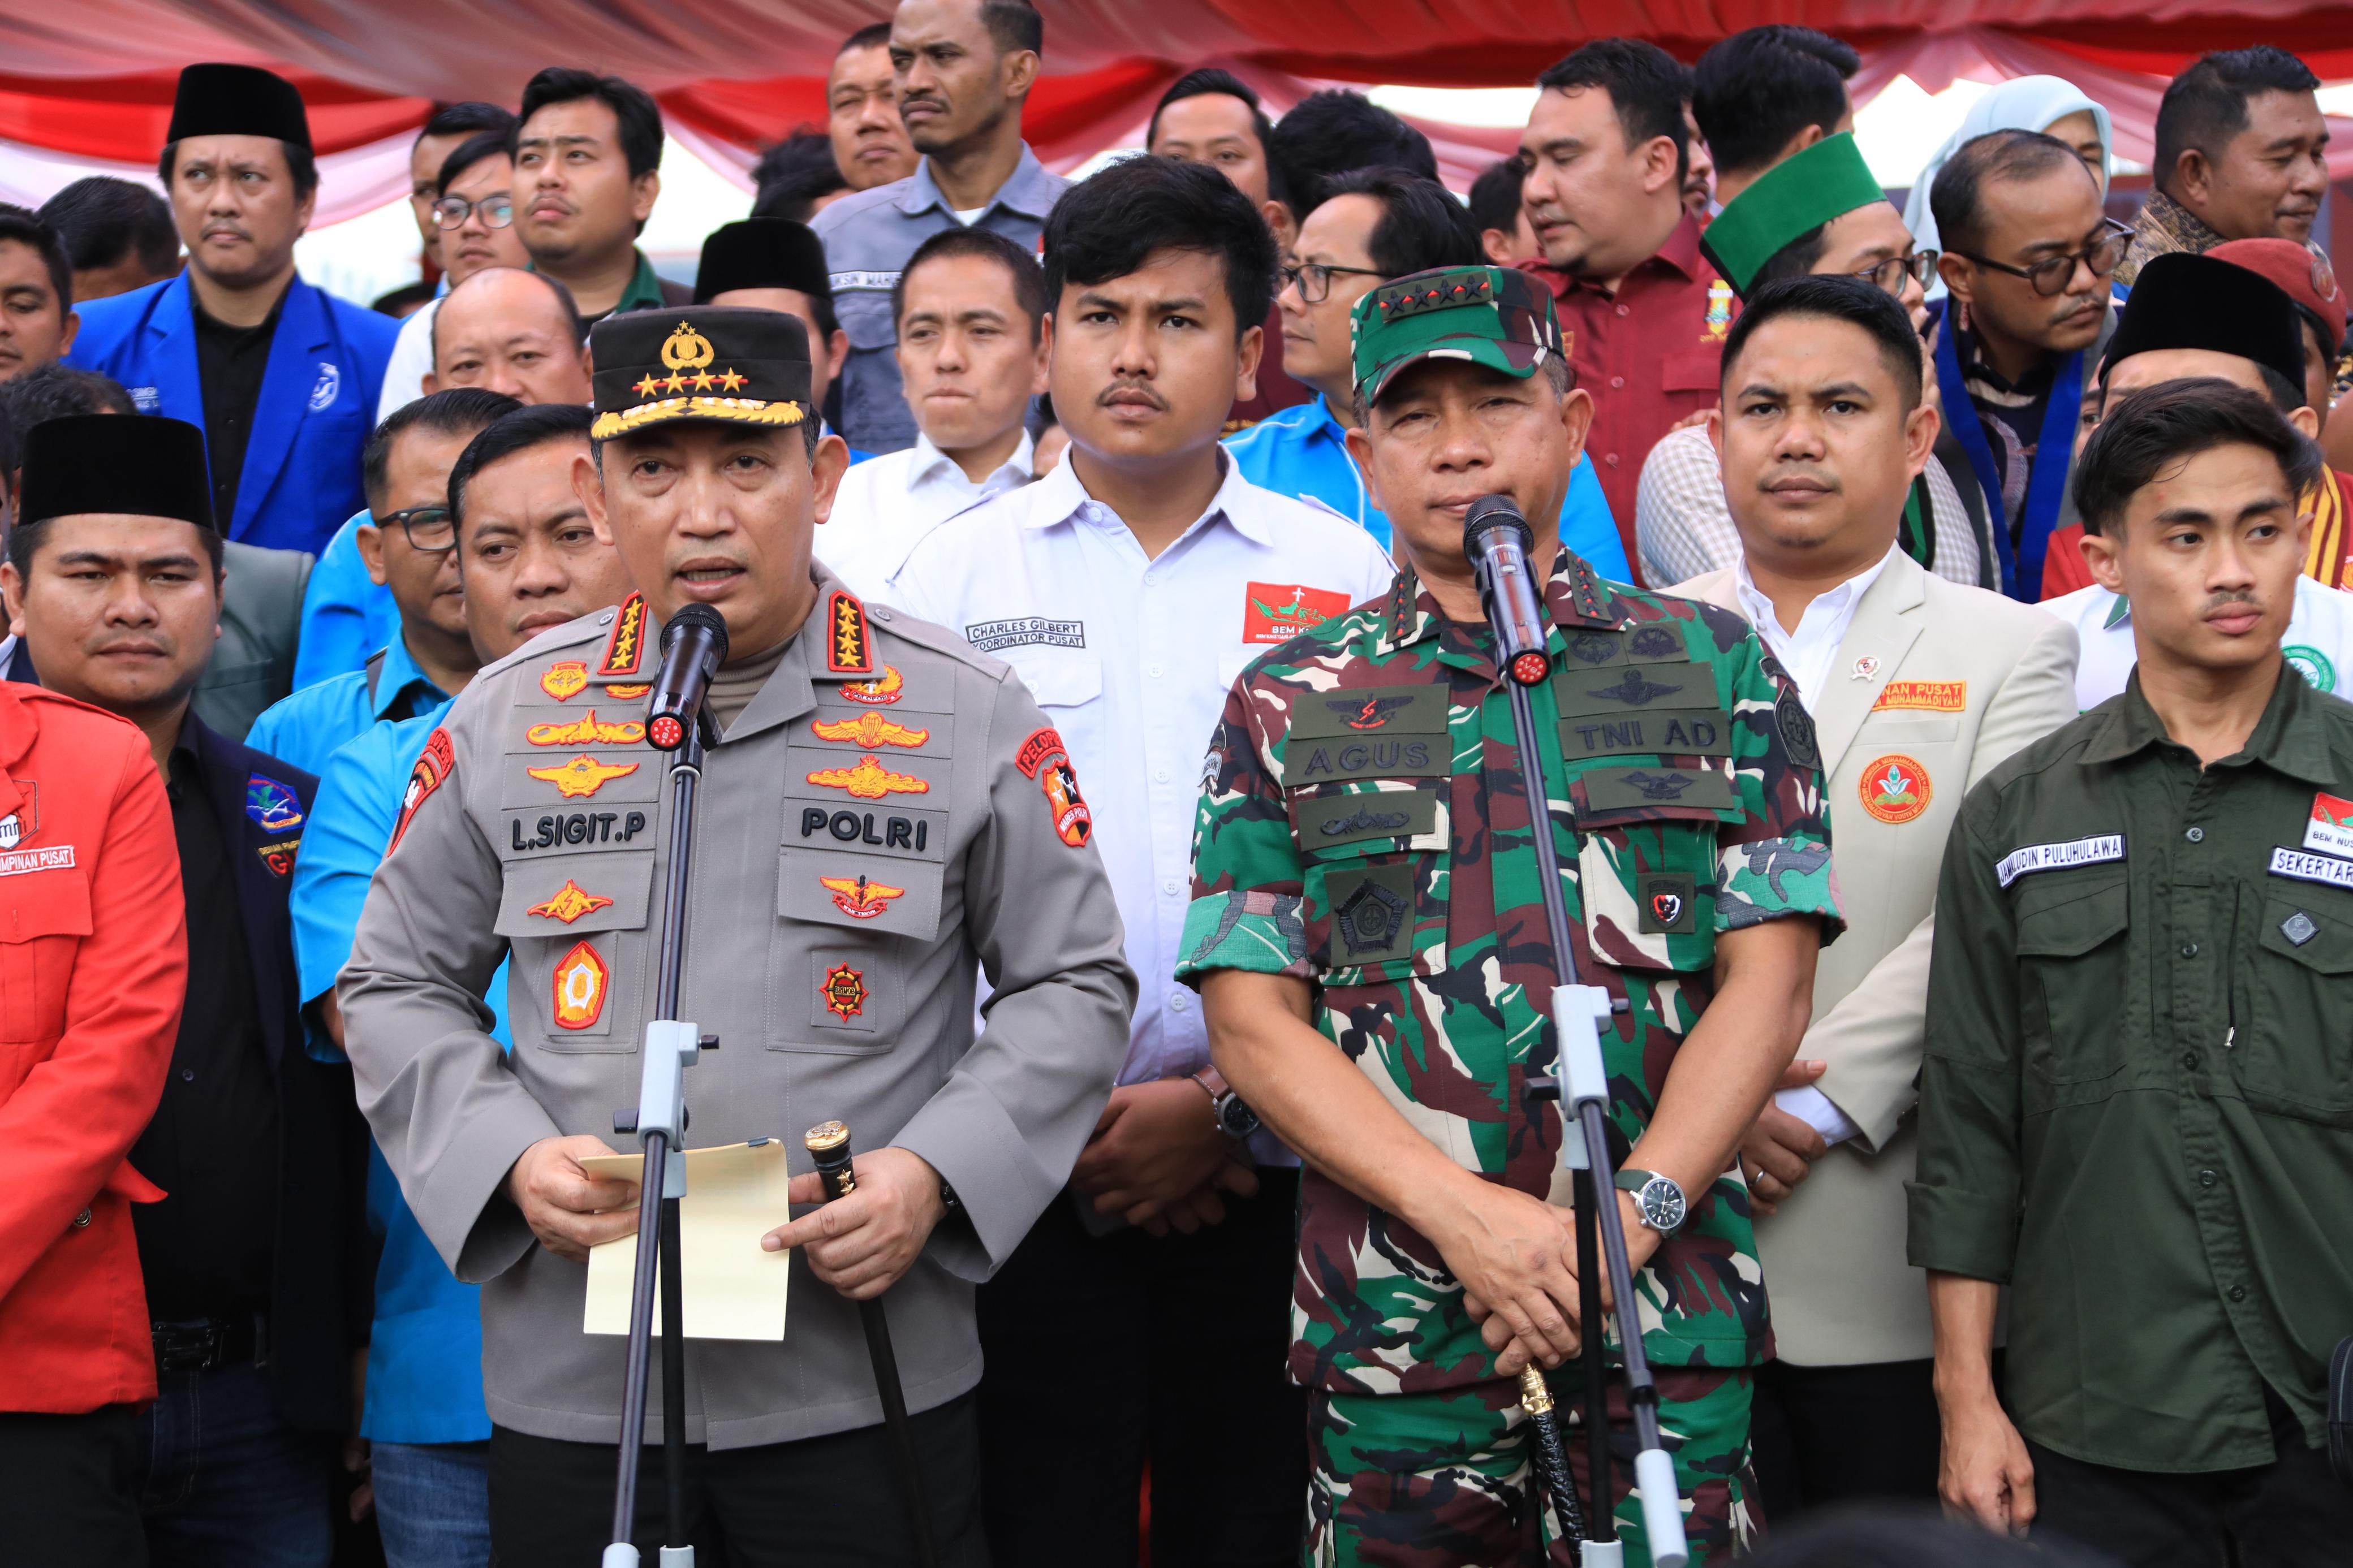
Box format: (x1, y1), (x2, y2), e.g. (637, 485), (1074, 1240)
(339, 305), (1135, 1567)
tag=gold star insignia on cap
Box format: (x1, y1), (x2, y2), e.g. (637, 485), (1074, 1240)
(631, 375), (661, 398)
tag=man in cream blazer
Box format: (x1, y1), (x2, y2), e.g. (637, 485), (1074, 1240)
(1671, 274), (2080, 1521)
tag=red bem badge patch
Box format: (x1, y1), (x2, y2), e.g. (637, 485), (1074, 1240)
(388, 728), (456, 853)
(1243, 581), (1352, 645)
(1859, 754), (1932, 825)
(552, 941), (609, 1029)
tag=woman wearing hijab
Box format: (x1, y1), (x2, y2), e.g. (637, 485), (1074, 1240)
(1905, 76), (2114, 297)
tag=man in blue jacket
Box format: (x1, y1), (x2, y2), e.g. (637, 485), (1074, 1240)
(68, 63), (398, 557)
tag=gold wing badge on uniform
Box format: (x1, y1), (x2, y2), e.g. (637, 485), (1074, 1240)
(820, 874), (906, 919)
(804, 754), (927, 800)
(528, 879), (617, 923)
(838, 665), (903, 705)
(526, 710), (647, 746)
(809, 712), (928, 749)
(528, 754), (641, 798)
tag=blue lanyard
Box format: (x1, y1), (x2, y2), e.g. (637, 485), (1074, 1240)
(1935, 321), (2083, 601)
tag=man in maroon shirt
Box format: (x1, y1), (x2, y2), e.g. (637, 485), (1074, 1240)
(1522, 38), (1733, 578)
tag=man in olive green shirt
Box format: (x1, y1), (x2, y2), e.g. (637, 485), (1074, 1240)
(1910, 377), (2353, 1566)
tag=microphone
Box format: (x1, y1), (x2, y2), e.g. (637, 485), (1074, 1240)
(645, 604), (730, 751)
(1463, 494), (1552, 687)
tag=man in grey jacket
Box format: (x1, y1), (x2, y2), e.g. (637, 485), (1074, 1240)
(338, 305), (1135, 1566)
(813, 0), (1067, 454)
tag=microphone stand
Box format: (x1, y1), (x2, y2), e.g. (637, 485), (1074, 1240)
(1471, 525), (1690, 1568)
(605, 715), (717, 1568)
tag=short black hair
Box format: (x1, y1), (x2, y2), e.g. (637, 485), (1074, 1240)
(1043, 154), (1278, 339)
(371, 280), (437, 318)
(2156, 46), (2321, 197)
(751, 130), (849, 224)
(0, 363), (135, 427)
(2100, 355), (2305, 417)
(430, 266), (587, 364)
(449, 401), (595, 532)
(1720, 273), (1925, 410)
(1747, 224), (1834, 292)
(894, 226), (1048, 340)
(38, 177), (177, 279)
(1265, 90), (1437, 217)
(0, 206), (74, 316)
(981, 2), (1043, 57)
(1929, 128), (2091, 258)
(420, 101), (516, 146)
(518, 67), (665, 181)
(1536, 38), (1692, 183)
(2074, 376), (2322, 536)
(159, 137), (317, 204)
(437, 129), (514, 197)
(1691, 25), (1859, 179)
(1317, 167), (1484, 279)
(363, 387), (522, 511)
(1468, 156), (1528, 237)
(841, 21), (892, 53)
(1147, 68), (1273, 161)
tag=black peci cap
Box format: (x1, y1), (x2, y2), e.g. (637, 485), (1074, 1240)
(693, 218), (830, 304)
(19, 414), (216, 529)
(166, 64), (313, 151)
(2104, 252), (2307, 396)
(588, 308), (812, 440)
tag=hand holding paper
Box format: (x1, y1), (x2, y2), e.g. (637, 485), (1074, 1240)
(580, 1139), (794, 1341)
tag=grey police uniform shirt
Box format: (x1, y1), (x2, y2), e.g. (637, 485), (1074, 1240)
(339, 571), (1136, 1449)
(812, 145), (1067, 455)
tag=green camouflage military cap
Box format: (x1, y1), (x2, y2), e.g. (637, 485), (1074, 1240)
(1350, 264), (1566, 407)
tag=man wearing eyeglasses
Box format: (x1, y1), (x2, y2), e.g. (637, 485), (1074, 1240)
(247, 390), (522, 775)
(377, 128), (535, 424)
(1929, 129), (2123, 603)
(1639, 131), (1981, 590)
(1222, 166), (1627, 573)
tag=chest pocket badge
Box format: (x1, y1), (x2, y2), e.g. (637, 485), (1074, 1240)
(309, 361), (341, 413)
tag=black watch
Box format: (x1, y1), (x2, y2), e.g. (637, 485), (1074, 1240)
(1193, 1069), (1261, 1140)
(1613, 1168), (1687, 1235)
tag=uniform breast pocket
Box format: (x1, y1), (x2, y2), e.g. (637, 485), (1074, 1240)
(0, 869), (91, 1045)
(833, 285), (899, 355)
(2014, 874), (2131, 1089)
(1661, 348), (1722, 398)
(1569, 799), (1722, 983)
(769, 800), (950, 1053)
(1297, 787), (1448, 985)
(494, 853), (655, 1051)
(2245, 891), (2353, 1119)
(1002, 652), (1104, 761)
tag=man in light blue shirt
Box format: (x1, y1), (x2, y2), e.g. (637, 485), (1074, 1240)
(812, 0), (1065, 453)
(251, 390), (518, 763)
(1223, 165), (1628, 576)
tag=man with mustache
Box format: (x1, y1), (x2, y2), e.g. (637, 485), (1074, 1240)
(1929, 129), (2122, 602)
(510, 68), (693, 325)
(1668, 274), (2077, 1522)
(1913, 378), (2353, 1563)
(0, 412), (367, 1565)
(828, 23), (920, 195)
(814, 0), (1065, 455)
(66, 64), (400, 557)
(895, 154), (1392, 1568)
(2118, 46), (2330, 290)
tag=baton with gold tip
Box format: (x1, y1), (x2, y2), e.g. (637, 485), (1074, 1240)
(804, 1121), (940, 1568)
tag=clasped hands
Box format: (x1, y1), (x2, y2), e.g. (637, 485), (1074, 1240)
(505, 1133), (946, 1301)
(1438, 1178), (1661, 1376)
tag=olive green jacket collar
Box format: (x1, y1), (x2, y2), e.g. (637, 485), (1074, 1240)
(2085, 662), (2338, 787)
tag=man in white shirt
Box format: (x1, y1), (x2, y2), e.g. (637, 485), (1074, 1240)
(2048, 572), (2353, 710)
(1670, 274), (2076, 1521)
(824, 226), (1048, 601)
(895, 154), (1392, 1568)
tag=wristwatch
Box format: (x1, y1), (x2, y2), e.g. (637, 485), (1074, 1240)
(1191, 1067), (1262, 1141)
(1613, 1169), (1688, 1235)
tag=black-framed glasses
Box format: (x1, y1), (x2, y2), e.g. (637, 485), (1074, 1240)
(375, 504), (456, 552)
(1956, 219), (2131, 297)
(433, 194), (514, 230)
(1853, 250), (1938, 297)
(1279, 261), (1385, 304)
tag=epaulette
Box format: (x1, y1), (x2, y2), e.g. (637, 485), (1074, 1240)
(471, 604), (614, 682)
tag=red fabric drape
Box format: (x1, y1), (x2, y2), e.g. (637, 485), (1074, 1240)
(0, 70), (426, 162)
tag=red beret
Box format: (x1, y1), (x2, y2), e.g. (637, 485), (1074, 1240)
(2209, 237), (2345, 355)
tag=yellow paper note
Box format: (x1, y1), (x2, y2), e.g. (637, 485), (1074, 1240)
(580, 1138), (792, 1341)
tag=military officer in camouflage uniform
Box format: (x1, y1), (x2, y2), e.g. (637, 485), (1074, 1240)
(1180, 265), (1841, 1566)
(339, 306), (1136, 1566)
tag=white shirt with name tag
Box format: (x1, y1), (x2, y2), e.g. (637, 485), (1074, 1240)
(818, 431), (1037, 606)
(895, 454), (1395, 1128)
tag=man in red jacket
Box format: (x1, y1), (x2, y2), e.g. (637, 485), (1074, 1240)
(0, 675), (188, 1556)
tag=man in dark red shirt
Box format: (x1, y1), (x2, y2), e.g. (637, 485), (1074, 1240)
(1522, 39), (1734, 578)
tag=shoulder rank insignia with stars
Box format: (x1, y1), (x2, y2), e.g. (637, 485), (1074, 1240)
(598, 594), (647, 677)
(528, 754), (641, 798)
(825, 590), (874, 675)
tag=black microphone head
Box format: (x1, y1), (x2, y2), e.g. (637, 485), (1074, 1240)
(660, 603), (729, 664)
(1463, 493), (1532, 554)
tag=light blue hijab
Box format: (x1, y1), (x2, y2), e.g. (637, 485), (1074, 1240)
(1904, 76), (2114, 296)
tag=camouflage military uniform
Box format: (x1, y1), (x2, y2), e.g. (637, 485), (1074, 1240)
(1178, 547), (1841, 1565)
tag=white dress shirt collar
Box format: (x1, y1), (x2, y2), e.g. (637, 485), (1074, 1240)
(1733, 543), (1898, 709)
(1027, 450), (1272, 547)
(907, 427), (1034, 496)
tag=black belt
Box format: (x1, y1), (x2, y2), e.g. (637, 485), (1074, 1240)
(150, 1314), (262, 1373)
